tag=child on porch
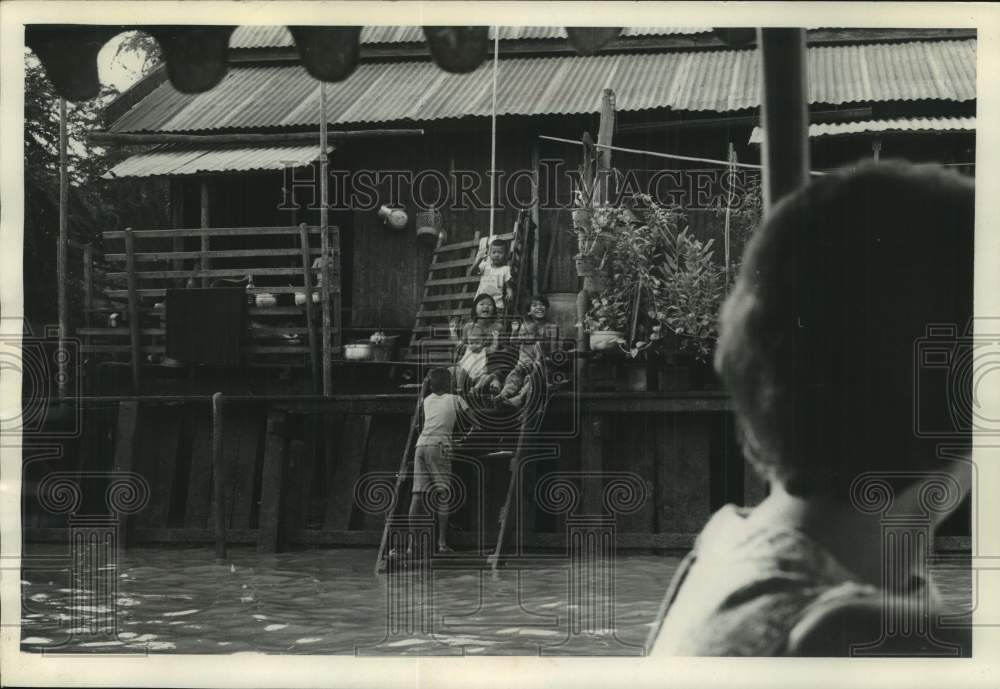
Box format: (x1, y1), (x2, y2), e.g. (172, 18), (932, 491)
(453, 294), (504, 395)
(473, 238), (513, 315)
(498, 295), (559, 408)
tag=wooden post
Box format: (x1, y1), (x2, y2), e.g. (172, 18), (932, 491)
(872, 137), (882, 161)
(257, 408), (288, 554)
(530, 137), (541, 296)
(58, 97), (69, 399)
(581, 414), (604, 515)
(595, 88), (616, 205)
(211, 392), (227, 560)
(82, 244), (94, 395)
(319, 82), (332, 396)
(299, 223), (320, 389)
(320, 226), (333, 396)
(170, 178), (185, 281)
(199, 179), (210, 287)
(111, 400), (140, 548)
(123, 228), (142, 392)
(757, 29), (810, 211)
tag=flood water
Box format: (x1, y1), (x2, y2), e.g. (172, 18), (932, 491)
(20, 545), (681, 655)
(20, 544), (973, 656)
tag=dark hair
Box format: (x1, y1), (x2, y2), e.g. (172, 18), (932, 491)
(490, 238), (510, 252)
(529, 294), (549, 308)
(471, 293), (497, 321)
(428, 367), (451, 394)
(715, 160), (974, 499)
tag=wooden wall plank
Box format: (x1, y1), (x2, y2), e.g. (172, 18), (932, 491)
(356, 414), (411, 532)
(184, 412), (214, 529)
(257, 409), (289, 553)
(655, 412), (713, 534)
(134, 405), (181, 529)
(617, 413), (656, 534)
(283, 437), (306, 539)
(323, 414), (373, 530)
(225, 407), (265, 530)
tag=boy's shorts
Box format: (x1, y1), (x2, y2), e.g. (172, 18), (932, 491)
(413, 443), (452, 493)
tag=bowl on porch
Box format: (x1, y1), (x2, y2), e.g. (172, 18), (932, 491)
(344, 343), (374, 361)
(590, 330), (625, 351)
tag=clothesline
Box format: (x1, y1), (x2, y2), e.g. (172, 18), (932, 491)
(538, 135), (828, 176)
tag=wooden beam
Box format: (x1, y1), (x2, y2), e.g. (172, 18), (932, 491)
(758, 28), (810, 210)
(89, 129), (426, 146)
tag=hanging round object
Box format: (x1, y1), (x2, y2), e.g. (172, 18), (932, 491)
(423, 26), (490, 73)
(378, 205), (408, 231)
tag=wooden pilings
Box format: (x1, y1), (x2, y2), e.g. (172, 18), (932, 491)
(211, 392), (227, 560)
(257, 409), (289, 554)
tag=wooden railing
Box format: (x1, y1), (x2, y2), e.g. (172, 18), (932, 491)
(80, 224), (342, 389)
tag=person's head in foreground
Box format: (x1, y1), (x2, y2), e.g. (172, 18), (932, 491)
(472, 293), (498, 321)
(652, 160), (974, 657)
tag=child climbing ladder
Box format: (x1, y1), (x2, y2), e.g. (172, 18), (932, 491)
(386, 367), (469, 562)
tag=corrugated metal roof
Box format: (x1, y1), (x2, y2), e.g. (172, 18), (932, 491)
(747, 116), (976, 144)
(103, 144), (333, 178)
(110, 39), (976, 132)
(228, 25), (712, 49)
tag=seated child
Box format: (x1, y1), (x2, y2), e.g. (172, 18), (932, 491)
(404, 367), (470, 557)
(498, 295), (559, 408)
(474, 238), (513, 315)
(453, 294), (504, 395)
(650, 161), (973, 656)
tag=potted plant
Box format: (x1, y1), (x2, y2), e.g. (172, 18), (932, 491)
(582, 292), (628, 351)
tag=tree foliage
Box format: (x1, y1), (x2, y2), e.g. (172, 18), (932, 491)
(23, 39), (169, 330)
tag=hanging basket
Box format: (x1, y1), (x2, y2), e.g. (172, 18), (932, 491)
(415, 209), (443, 242)
(575, 253), (598, 277)
(571, 208), (593, 230)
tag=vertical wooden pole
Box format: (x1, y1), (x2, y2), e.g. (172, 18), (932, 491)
(124, 228), (141, 392)
(299, 223), (320, 390)
(595, 88), (616, 205)
(199, 179), (210, 287)
(530, 137), (541, 297)
(872, 137), (882, 161)
(82, 244), (94, 395)
(170, 178), (186, 282)
(757, 28), (810, 212)
(319, 83), (332, 396)
(58, 97), (69, 399)
(212, 392), (227, 560)
(112, 400), (140, 548)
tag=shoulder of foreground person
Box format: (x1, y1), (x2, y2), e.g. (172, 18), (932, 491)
(786, 594), (972, 656)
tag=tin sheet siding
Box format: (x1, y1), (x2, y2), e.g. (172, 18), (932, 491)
(109, 39), (976, 134)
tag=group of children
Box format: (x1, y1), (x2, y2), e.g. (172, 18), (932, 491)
(391, 237), (561, 559)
